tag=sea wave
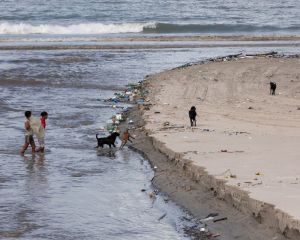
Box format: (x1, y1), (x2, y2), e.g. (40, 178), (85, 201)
(0, 22), (299, 35)
(0, 22), (155, 34)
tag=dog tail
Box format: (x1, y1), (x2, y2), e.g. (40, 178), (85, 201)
(96, 133), (99, 139)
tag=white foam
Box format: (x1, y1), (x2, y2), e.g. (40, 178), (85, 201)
(0, 22), (156, 35)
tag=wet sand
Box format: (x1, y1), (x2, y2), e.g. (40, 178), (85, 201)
(128, 56), (300, 239)
(1, 35), (300, 50)
(1, 35), (300, 42)
(0, 42), (300, 51)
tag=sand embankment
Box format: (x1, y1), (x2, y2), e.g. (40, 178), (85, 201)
(135, 56), (300, 238)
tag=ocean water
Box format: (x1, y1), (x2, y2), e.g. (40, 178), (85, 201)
(1, 1), (300, 239)
(0, 0), (299, 36)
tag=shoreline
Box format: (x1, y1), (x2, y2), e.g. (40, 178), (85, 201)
(123, 54), (300, 239)
(126, 107), (284, 239)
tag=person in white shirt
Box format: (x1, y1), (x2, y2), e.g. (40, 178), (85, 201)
(20, 111), (36, 154)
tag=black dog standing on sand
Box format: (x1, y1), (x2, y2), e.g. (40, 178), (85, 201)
(189, 106), (197, 127)
(270, 81), (277, 95)
(96, 132), (120, 148)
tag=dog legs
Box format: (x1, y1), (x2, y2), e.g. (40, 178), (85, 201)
(190, 118), (196, 127)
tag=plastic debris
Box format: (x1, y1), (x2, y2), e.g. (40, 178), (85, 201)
(205, 213), (219, 218)
(163, 122), (170, 126)
(200, 217), (215, 223)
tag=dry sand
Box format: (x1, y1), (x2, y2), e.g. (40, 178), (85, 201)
(131, 56), (300, 239)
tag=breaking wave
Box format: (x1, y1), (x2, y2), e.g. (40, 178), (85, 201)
(0, 22), (155, 34)
(0, 22), (299, 35)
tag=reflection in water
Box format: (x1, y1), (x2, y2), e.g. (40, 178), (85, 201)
(0, 154), (47, 238)
(0, 148), (192, 239)
(23, 153), (46, 172)
(96, 148), (117, 158)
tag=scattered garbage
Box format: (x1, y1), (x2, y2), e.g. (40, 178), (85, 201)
(183, 150), (198, 154)
(163, 122), (170, 126)
(220, 149), (244, 154)
(172, 52), (300, 71)
(102, 53), (299, 136)
(202, 128), (213, 132)
(159, 124), (185, 131)
(252, 181), (263, 186)
(184, 225), (221, 239)
(105, 82), (148, 105)
(115, 113), (123, 121)
(224, 130), (249, 135)
(200, 216), (216, 223)
(205, 213), (219, 218)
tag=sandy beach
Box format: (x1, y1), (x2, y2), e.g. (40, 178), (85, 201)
(129, 55), (300, 239)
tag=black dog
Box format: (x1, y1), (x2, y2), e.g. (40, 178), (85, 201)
(189, 106), (197, 127)
(270, 82), (277, 95)
(96, 132), (120, 148)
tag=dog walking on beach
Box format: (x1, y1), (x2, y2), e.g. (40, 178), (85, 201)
(270, 81), (277, 95)
(189, 106), (197, 127)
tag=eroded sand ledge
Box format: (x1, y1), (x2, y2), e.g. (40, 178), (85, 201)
(134, 55), (300, 239)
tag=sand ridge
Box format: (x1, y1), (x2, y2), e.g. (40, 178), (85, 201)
(142, 56), (300, 237)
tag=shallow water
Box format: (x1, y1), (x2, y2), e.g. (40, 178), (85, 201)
(1, 149), (192, 239)
(0, 45), (300, 239)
